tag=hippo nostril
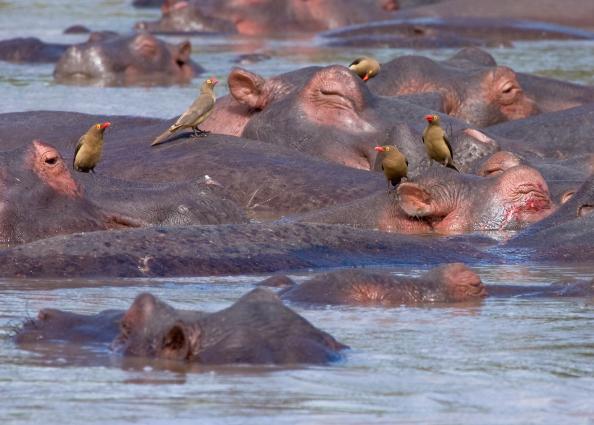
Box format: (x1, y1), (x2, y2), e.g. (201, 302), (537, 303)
(176, 59), (185, 68)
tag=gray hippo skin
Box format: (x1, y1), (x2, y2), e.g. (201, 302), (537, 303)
(0, 140), (247, 245)
(275, 264), (594, 305)
(201, 65), (497, 171)
(297, 165), (554, 234)
(54, 32), (203, 86)
(17, 288), (347, 365)
(135, 0), (400, 36)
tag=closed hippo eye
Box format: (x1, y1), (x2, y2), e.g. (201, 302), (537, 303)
(318, 88), (355, 111)
(578, 204), (594, 218)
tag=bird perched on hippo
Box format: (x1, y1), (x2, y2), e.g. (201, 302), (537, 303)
(152, 76), (218, 146)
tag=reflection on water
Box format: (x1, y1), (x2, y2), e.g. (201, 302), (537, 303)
(1, 265), (593, 425)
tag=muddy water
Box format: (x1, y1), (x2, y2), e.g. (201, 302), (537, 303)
(1, 265), (593, 425)
(1, 1), (594, 424)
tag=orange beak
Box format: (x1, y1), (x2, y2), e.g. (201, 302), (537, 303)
(363, 74), (370, 81)
(100, 122), (111, 130)
(211, 76), (219, 85)
(424, 114), (434, 122)
(374, 146), (385, 152)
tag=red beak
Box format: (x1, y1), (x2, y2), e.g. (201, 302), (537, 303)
(374, 146), (385, 152)
(363, 74), (369, 81)
(211, 77), (219, 85)
(100, 122), (111, 129)
(424, 114), (434, 122)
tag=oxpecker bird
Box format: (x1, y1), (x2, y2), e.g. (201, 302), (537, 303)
(422, 114), (459, 171)
(152, 76), (218, 146)
(374, 145), (408, 191)
(349, 56), (380, 81)
(73, 122), (111, 173)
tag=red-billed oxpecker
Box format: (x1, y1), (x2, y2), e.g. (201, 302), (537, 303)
(349, 56), (380, 81)
(152, 76), (218, 146)
(374, 145), (408, 191)
(422, 114), (459, 171)
(73, 122), (111, 173)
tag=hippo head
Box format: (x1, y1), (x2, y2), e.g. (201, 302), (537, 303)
(0, 140), (139, 245)
(54, 32), (202, 86)
(388, 165), (554, 234)
(368, 53), (538, 127)
(112, 293), (203, 361)
(112, 289), (346, 364)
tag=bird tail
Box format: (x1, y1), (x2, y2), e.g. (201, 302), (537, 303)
(151, 128), (174, 146)
(447, 162), (460, 172)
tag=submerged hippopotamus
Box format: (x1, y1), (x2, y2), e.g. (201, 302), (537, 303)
(366, 49), (538, 127)
(271, 263), (594, 305)
(16, 288), (347, 365)
(0, 37), (69, 63)
(0, 222), (499, 278)
(507, 174), (594, 263)
(0, 139), (247, 244)
(396, 0), (594, 30)
(136, 0), (400, 36)
(297, 164), (553, 234)
(367, 48), (594, 122)
(54, 32), (203, 86)
(320, 17), (594, 48)
(0, 140), (141, 245)
(202, 65), (497, 171)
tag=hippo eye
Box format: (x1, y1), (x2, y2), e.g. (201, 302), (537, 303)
(44, 155), (58, 166)
(501, 82), (514, 94)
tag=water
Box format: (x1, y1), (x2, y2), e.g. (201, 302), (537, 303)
(1, 1), (594, 424)
(1, 266), (593, 425)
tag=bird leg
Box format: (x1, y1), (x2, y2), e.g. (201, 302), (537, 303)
(192, 126), (210, 138)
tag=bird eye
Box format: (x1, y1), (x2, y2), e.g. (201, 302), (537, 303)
(96, 124), (101, 129)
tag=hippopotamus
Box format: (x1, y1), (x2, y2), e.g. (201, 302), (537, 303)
(0, 37), (68, 63)
(484, 103), (594, 159)
(0, 111), (389, 219)
(0, 222), (499, 278)
(16, 288), (347, 365)
(474, 150), (593, 203)
(0, 139), (248, 244)
(280, 263), (487, 305)
(274, 263), (594, 305)
(396, 0), (594, 30)
(54, 32), (203, 86)
(135, 0), (400, 36)
(0, 140), (141, 245)
(366, 50), (539, 127)
(506, 174), (594, 263)
(296, 164), (553, 234)
(319, 17), (594, 49)
(201, 65), (497, 171)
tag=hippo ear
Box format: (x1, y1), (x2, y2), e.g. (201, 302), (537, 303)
(397, 183), (434, 217)
(228, 67), (268, 110)
(160, 321), (194, 360)
(176, 40), (191, 64)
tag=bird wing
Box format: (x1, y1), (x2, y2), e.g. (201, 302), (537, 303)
(443, 131), (454, 160)
(73, 136), (84, 167)
(171, 94), (215, 130)
(349, 58), (362, 67)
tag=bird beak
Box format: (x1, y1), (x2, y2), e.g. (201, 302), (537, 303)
(424, 114), (433, 122)
(100, 122), (111, 130)
(363, 74), (369, 81)
(211, 77), (219, 85)
(374, 146), (385, 152)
